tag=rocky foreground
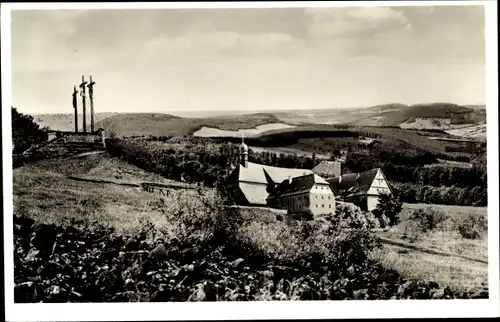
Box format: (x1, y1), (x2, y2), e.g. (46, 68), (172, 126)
(14, 215), (489, 302)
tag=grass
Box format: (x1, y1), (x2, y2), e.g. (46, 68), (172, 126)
(400, 203), (487, 219)
(374, 203), (488, 292)
(372, 244), (488, 292)
(14, 152), (176, 184)
(13, 172), (171, 240)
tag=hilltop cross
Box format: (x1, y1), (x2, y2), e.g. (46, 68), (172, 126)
(79, 76), (88, 133)
(72, 86), (79, 133)
(87, 75), (96, 132)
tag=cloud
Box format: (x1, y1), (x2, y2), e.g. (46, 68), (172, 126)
(305, 7), (409, 39)
(138, 31), (306, 65)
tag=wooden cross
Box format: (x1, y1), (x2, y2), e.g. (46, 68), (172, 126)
(72, 86), (79, 133)
(79, 76), (88, 133)
(87, 76), (96, 132)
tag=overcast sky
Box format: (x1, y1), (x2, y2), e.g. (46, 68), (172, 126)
(11, 5), (485, 114)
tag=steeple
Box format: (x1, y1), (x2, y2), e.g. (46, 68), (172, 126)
(239, 133), (248, 168)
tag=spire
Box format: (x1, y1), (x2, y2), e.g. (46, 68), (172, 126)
(239, 132), (248, 167)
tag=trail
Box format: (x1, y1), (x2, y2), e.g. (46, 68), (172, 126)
(378, 237), (488, 265)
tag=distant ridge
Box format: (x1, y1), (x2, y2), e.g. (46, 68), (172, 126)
(30, 102), (485, 136)
(355, 102), (481, 126)
(95, 112), (282, 137)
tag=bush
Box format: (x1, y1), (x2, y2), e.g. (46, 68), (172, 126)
(456, 214), (487, 240)
(150, 189), (243, 259)
(372, 193), (403, 227)
(407, 208), (448, 233)
(323, 203), (382, 230)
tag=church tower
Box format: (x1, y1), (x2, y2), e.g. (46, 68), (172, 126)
(239, 134), (248, 168)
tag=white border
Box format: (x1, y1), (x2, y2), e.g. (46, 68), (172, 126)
(2, 1), (499, 321)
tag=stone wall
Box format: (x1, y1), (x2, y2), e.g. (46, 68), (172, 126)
(21, 132), (105, 159)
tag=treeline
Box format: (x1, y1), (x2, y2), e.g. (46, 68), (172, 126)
(106, 136), (487, 207)
(12, 107), (49, 154)
(346, 151), (486, 188)
(391, 182), (487, 207)
(105, 138), (320, 191)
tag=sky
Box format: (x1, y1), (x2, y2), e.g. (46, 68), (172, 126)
(10, 5), (486, 114)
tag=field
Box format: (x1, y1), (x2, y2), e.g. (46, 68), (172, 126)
(31, 112), (118, 132)
(249, 146), (330, 159)
(446, 124), (487, 140)
(193, 123), (295, 138)
(374, 203), (488, 292)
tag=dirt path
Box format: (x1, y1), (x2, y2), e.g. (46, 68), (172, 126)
(378, 237), (488, 265)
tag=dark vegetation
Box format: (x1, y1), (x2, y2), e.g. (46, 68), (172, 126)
(372, 193), (403, 227)
(391, 183), (487, 207)
(105, 137), (321, 193)
(214, 124), (478, 163)
(104, 132), (487, 207)
(12, 107), (49, 155)
(403, 208), (488, 242)
(14, 198), (488, 302)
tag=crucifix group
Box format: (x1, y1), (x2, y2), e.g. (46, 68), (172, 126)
(72, 75), (96, 133)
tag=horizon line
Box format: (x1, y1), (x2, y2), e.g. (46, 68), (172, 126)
(22, 101), (487, 115)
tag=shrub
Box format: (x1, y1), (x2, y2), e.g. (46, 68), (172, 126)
(371, 193), (403, 227)
(456, 214), (487, 240)
(407, 208), (448, 233)
(324, 203), (381, 230)
(151, 189), (242, 258)
(235, 204), (381, 271)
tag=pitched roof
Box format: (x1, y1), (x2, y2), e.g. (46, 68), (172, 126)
(329, 168), (380, 197)
(312, 160), (351, 178)
(268, 173), (330, 198)
(238, 182), (269, 206)
(237, 162), (313, 185)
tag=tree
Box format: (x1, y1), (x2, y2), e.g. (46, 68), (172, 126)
(11, 107), (49, 154)
(372, 193), (403, 227)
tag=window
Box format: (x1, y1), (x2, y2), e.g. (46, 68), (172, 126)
(321, 196), (324, 199)
(316, 204), (318, 207)
(329, 204), (331, 208)
(322, 204), (324, 208)
(328, 196), (330, 200)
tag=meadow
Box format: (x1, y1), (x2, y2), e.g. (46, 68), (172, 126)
(374, 203), (488, 292)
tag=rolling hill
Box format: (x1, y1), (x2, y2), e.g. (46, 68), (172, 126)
(355, 103), (483, 127)
(31, 112), (118, 132)
(30, 102), (485, 137)
(94, 112), (283, 137)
